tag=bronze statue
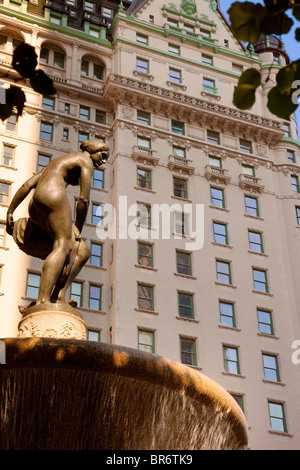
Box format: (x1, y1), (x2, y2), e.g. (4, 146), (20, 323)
(6, 140), (109, 309)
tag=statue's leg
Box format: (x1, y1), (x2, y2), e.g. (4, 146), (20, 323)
(51, 240), (90, 305)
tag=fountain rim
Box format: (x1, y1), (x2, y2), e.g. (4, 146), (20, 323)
(1, 337), (248, 448)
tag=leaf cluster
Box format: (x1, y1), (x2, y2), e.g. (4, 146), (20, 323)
(228, 1), (300, 119)
(0, 43), (56, 122)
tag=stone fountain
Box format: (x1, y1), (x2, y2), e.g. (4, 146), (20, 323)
(0, 337), (248, 450)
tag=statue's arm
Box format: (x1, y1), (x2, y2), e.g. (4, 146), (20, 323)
(75, 164), (92, 234)
(6, 174), (40, 234)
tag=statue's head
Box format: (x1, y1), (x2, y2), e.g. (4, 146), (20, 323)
(80, 140), (109, 167)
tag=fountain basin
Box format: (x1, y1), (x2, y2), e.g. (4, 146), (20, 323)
(0, 338), (248, 450)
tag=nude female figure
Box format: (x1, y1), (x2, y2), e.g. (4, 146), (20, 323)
(6, 140), (109, 307)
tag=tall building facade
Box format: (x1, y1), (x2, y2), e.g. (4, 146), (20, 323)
(0, 0), (300, 450)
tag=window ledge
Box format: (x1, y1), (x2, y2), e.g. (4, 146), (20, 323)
(135, 308), (158, 315)
(257, 332), (279, 340)
(91, 187), (109, 193)
(215, 282), (237, 289)
(85, 264), (107, 271)
(185, 365), (202, 371)
(135, 264), (158, 272)
(222, 371), (245, 379)
(176, 316), (199, 323)
(252, 290), (273, 297)
(268, 430), (293, 438)
(209, 205), (229, 212)
(174, 272), (196, 280)
(0, 246), (9, 251)
(212, 242), (233, 249)
(244, 214), (264, 221)
(78, 307), (106, 315)
(171, 195), (192, 203)
(218, 324), (241, 332)
(0, 164), (17, 171)
(248, 250), (268, 257)
(133, 70), (154, 81)
(134, 186), (156, 194)
(166, 80), (187, 91)
(263, 379), (285, 386)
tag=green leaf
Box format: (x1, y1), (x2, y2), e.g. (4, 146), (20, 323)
(267, 86), (298, 120)
(233, 68), (261, 110)
(260, 12), (293, 36)
(293, 6), (300, 21)
(276, 60), (300, 94)
(30, 70), (56, 96)
(228, 1), (267, 43)
(12, 43), (37, 79)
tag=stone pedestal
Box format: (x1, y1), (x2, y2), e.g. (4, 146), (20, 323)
(17, 302), (86, 340)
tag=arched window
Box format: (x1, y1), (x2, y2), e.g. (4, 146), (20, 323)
(81, 55), (105, 80)
(40, 42), (65, 69)
(0, 28), (24, 53)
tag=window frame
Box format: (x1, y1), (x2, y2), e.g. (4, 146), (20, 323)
(252, 268), (269, 293)
(178, 291), (194, 319)
(219, 301), (236, 328)
(138, 329), (155, 353)
(176, 250), (192, 276)
(137, 283), (154, 311)
(216, 260), (232, 285)
(223, 345), (240, 375)
(180, 336), (197, 366)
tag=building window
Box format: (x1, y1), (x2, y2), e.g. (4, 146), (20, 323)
(168, 18), (179, 28)
(93, 169), (104, 189)
(78, 131), (89, 148)
(202, 54), (213, 65)
(137, 168), (152, 190)
(137, 136), (151, 149)
(42, 96), (55, 110)
(62, 128), (69, 141)
(70, 281), (83, 307)
(149, 15), (154, 23)
(263, 353), (280, 382)
(174, 211), (190, 236)
(172, 145), (186, 159)
(219, 301), (236, 328)
(102, 6), (113, 18)
(2, 144), (14, 167)
(169, 67), (181, 83)
(231, 394), (244, 411)
(245, 195), (259, 217)
(296, 206), (300, 225)
(81, 58), (104, 80)
(178, 292), (194, 319)
(90, 242), (103, 267)
(37, 153), (51, 172)
(64, 103), (70, 114)
(6, 114), (18, 132)
(209, 155), (222, 168)
(79, 105), (90, 120)
(216, 260), (232, 285)
(136, 33), (148, 45)
(240, 139), (252, 154)
(184, 23), (195, 34)
(95, 110), (106, 124)
(0, 222), (6, 247)
(92, 203), (103, 226)
(176, 251), (192, 276)
(253, 268), (269, 293)
(291, 175), (300, 193)
(232, 63), (243, 75)
(136, 58), (149, 73)
(283, 123), (291, 137)
(180, 337), (197, 366)
(26, 272), (40, 299)
(268, 402), (287, 433)
(248, 230), (264, 253)
(223, 345), (240, 374)
(138, 329), (155, 353)
(0, 182), (10, 205)
(287, 150), (295, 163)
(203, 77), (217, 93)
(213, 222), (228, 245)
(40, 121), (53, 142)
(84, 1), (95, 12)
(138, 242), (153, 267)
(40, 45), (65, 68)
(137, 110), (151, 125)
(137, 203), (151, 227)
(169, 43), (180, 55)
(207, 130), (220, 145)
(88, 329), (101, 342)
(242, 164), (255, 176)
(89, 284), (102, 311)
(200, 28), (211, 38)
(173, 177), (188, 199)
(257, 308), (274, 335)
(138, 283), (154, 311)
(210, 187), (225, 208)
(171, 120), (184, 135)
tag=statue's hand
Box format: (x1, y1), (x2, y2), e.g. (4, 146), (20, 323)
(73, 224), (81, 241)
(6, 212), (14, 235)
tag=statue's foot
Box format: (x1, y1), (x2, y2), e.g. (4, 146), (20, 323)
(68, 299), (78, 308)
(18, 301), (36, 314)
